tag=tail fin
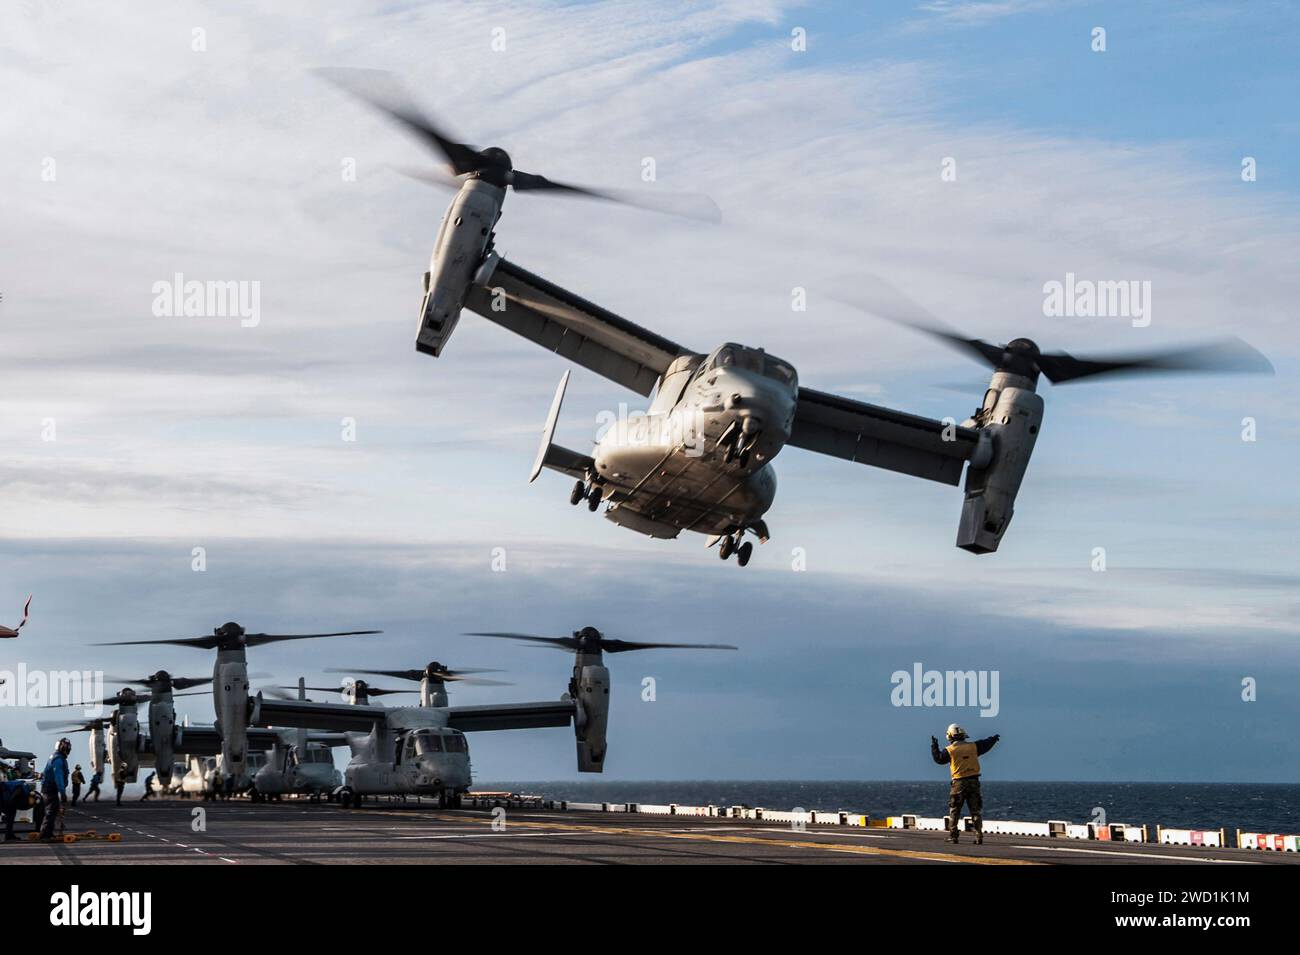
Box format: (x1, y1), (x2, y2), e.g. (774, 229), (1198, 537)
(530, 370), (594, 482)
(296, 677), (307, 757)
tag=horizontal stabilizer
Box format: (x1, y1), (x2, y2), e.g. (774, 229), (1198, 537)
(541, 445), (595, 482)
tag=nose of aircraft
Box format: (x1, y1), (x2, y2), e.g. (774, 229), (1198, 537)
(721, 369), (794, 433)
(418, 760), (461, 790)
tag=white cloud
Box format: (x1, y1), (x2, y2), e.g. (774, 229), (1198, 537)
(913, 0), (1064, 27)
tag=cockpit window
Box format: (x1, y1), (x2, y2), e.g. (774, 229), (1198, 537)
(763, 356), (797, 386)
(414, 731), (444, 755)
(706, 344), (757, 373)
(443, 732), (468, 754)
(703, 344), (796, 387)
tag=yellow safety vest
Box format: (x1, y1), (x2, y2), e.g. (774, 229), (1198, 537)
(947, 741), (981, 780)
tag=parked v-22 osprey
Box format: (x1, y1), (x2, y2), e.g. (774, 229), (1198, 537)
(38, 678), (212, 787)
(96, 622), (381, 786)
(321, 69), (1273, 565)
(247, 629), (734, 807)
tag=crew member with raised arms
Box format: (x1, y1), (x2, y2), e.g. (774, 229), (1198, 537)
(931, 724), (1000, 845)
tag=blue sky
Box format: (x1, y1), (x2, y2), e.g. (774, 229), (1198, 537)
(1, 0), (1297, 783)
(787, 1), (1300, 180)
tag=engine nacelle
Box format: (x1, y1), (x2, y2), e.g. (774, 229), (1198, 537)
(216, 660), (250, 783)
(415, 180), (505, 357)
(957, 375), (1044, 554)
(573, 663), (610, 773)
(88, 724), (106, 777)
(112, 713), (140, 779)
(149, 700), (176, 785)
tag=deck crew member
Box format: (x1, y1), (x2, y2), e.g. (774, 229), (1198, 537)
(70, 765), (85, 805)
(2, 780), (34, 842)
(86, 768), (102, 802)
(38, 738), (72, 840)
(930, 724), (1000, 845)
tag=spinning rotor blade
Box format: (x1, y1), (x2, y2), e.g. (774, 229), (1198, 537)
(36, 718), (108, 733)
(599, 638), (739, 653)
(393, 164), (466, 191)
(171, 676), (215, 690)
(96, 629), (380, 650)
(831, 278), (1022, 368)
(466, 631), (737, 653)
(241, 631), (382, 647)
(399, 163), (721, 222)
(466, 631), (578, 651)
(430, 674), (513, 686)
(324, 666), (507, 684)
(103, 674), (214, 691)
(832, 275), (1272, 384)
(102, 675), (151, 687)
(284, 684), (417, 698)
(350, 686), (416, 698)
(38, 693), (141, 710)
(39, 689), (207, 709)
(95, 635), (220, 649)
(1032, 339), (1273, 384)
(314, 68), (484, 174)
(258, 686), (298, 701)
(319, 68), (720, 222)
(509, 173), (722, 223)
(325, 667), (420, 680)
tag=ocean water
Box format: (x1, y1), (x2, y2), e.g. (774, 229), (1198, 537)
(476, 780), (1300, 834)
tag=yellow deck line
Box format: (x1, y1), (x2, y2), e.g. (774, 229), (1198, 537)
(356, 808), (1041, 865)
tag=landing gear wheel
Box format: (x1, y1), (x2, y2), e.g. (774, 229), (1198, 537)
(569, 480), (586, 506)
(437, 790), (447, 809)
(736, 541), (753, 567)
(586, 486), (602, 511)
(719, 535), (735, 560)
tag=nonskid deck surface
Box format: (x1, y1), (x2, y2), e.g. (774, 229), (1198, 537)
(3, 800), (1296, 865)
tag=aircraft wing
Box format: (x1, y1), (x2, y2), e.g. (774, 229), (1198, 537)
(789, 387), (983, 486)
(445, 700), (576, 733)
(465, 257), (695, 396)
(171, 726), (284, 757)
(250, 697), (389, 733)
(0, 745), (36, 760)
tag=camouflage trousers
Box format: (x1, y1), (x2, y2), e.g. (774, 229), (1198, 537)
(947, 776), (983, 832)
